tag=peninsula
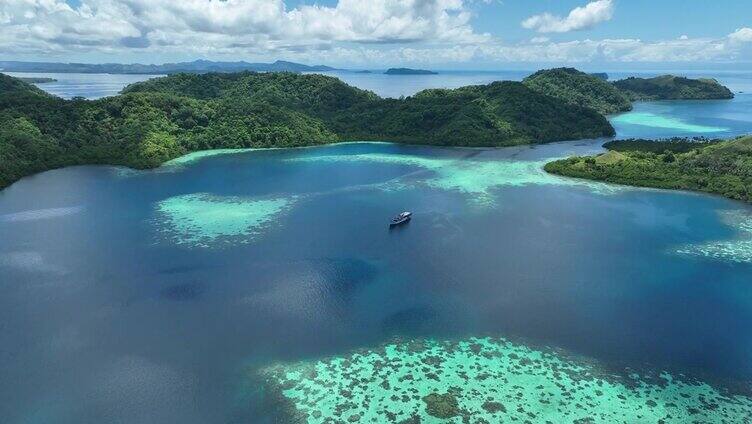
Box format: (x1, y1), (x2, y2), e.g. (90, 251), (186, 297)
(545, 136), (752, 203)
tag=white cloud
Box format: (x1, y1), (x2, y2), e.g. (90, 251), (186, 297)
(0, 0), (488, 55)
(0, 1), (749, 65)
(530, 36), (550, 44)
(522, 0), (614, 33)
(728, 27), (752, 43)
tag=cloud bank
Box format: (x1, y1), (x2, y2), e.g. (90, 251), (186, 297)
(0, 0), (750, 65)
(0, 0), (487, 54)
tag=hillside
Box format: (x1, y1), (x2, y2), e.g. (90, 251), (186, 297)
(0, 71), (614, 189)
(544, 136), (752, 203)
(522, 68), (632, 115)
(613, 75), (735, 101)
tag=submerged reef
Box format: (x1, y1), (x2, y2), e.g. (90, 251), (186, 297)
(161, 148), (257, 167)
(154, 193), (293, 247)
(675, 210), (752, 263)
(288, 153), (620, 205)
(611, 112), (728, 134)
(259, 336), (752, 423)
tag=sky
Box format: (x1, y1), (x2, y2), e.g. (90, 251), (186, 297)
(1, 0), (751, 69)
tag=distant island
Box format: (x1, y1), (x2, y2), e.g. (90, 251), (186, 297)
(544, 136), (752, 203)
(0, 70), (612, 189)
(589, 73), (609, 81)
(0, 59), (338, 75)
(385, 68), (438, 75)
(17, 77), (57, 83)
(354, 70), (373, 74)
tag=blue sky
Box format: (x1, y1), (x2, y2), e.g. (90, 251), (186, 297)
(3, 0), (751, 68)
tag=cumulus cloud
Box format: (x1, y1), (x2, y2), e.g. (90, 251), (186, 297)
(0, 1), (749, 65)
(728, 27), (752, 43)
(522, 0), (614, 33)
(0, 0), (488, 55)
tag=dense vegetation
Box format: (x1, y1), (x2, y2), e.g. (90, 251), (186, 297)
(523, 68), (632, 115)
(602, 137), (722, 153)
(0, 71), (614, 189)
(522, 69), (736, 115)
(613, 75), (734, 101)
(545, 136), (752, 203)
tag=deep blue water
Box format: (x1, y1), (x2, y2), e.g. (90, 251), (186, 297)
(1, 71), (752, 423)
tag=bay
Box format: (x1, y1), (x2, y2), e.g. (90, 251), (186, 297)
(1, 70), (752, 423)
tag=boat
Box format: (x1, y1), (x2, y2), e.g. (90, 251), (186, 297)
(389, 211), (412, 227)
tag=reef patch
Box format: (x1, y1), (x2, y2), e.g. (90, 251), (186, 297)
(259, 336), (752, 423)
(162, 148), (256, 167)
(288, 153), (619, 205)
(154, 193), (292, 247)
(611, 112), (728, 133)
(675, 210), (752, 263)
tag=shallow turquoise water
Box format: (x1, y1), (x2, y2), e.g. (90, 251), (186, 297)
(611, 94), (752, 139)
(611, 112), (730, 133)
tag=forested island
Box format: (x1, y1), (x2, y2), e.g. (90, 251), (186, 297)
(545, 136), (752, 203)
(613, 75), (734, 101)
(0, 71), (613, 189)
(385, 68), (438, 75)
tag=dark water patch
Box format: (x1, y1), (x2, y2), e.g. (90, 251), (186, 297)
(380, 306), (444, 336)
(160, 282), (204, 301)
(157, 264), (215, 275)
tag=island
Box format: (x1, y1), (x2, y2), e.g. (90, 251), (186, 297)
(613, 75), (734, 101)
(544, 135), (752, 203)
(589, 72), (609, 81)
(385, 68), (438, 75)
(522, 68), (632, 115)
(0, 71), (613, 189)
(17, 77), (57, 83)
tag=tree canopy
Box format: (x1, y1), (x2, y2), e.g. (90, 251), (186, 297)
(613, 75), (734, 101)
(523, 68), (633, 115)
(545, 136), (752, 203)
